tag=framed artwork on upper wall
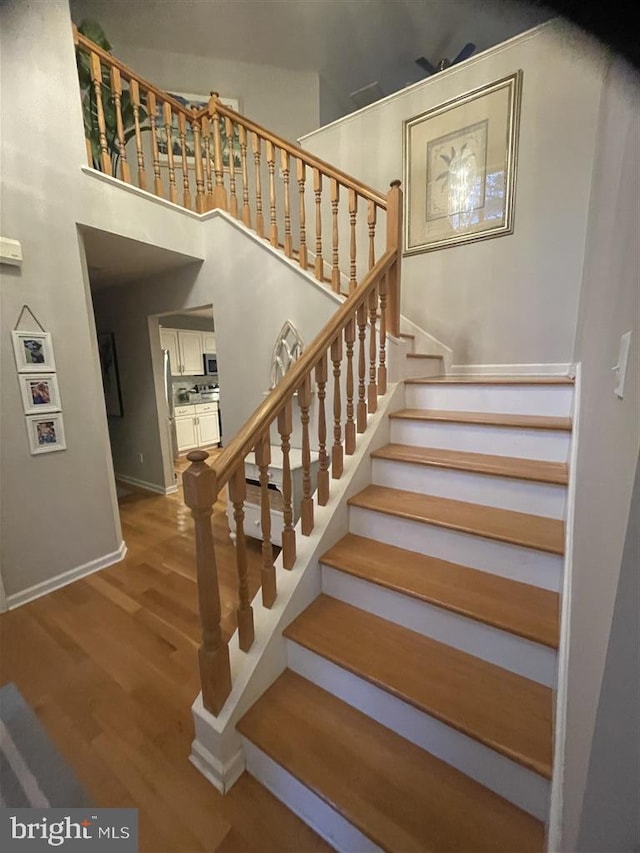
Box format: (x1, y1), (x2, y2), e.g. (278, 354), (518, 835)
(403, 71), (523, 255)
(97, 332), (124, 418)
(12, 331), (56, 373)
(156, 91), (241, 170)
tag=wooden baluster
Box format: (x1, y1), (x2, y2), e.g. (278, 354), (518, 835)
(267, 141), (278, 247)
(368, 286), (379, 414)
(89, 51), (112, 174)
(378, 272), (388, 396)
(313, 169), (324, 281)
(344, 317), (356, 455)
(252, 133), (264, 237)
(191, 108), (206, 213)
(209, 94), (228, 210)
(281, 149), (292, 257)
(146, 92), (163, 197)
(357, 301), (368, 433)
(331, 179), (341, 293)
(299, 374), (314, 535)
(278, 400), (296, 569)
(331, 336), (344, 479)
(349, 189), (358, 294)
(228, 466), (255, 652)
(386, 179), (403, 337)
(129, 79), (147, 190)
(226, 116), (239, 219)
(296, 159), (308, 272)
(182, 450), (232, 716)
(162, 101), (178, 203)
(84, 137), (93, 168)
(110, 67), (130, 183)
(255, 434), (276, 608)
(201, 115), (214, 209)
(315, 355), (330, 506)
(239, 125), (251, 228)
(368, 200), (377, 270)
(177, 112), (191, 209)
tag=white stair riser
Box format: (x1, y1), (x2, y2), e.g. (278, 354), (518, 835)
(405, 383), (573, 416)
(321, 566), (557, 687)
(242, 739), (381, 853)
(287, 642), (549, 821)
(403, 357), (444, 379)
(390, 419), (571, 462)
(348, 506), (563, 592)
(371, 457), (567, 519)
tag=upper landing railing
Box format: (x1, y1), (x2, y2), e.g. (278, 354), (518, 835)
(74, 28), (403, 716)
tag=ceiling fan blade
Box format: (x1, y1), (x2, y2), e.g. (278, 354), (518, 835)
(415, 56), (438, 75)
(452, 42), (476, 65)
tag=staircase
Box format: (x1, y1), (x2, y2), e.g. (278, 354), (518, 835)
(236, 374), (573, 851)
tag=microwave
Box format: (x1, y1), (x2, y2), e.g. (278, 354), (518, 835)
(203, 353), (217, 375)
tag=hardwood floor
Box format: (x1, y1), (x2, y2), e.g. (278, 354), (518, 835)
(0, 469), (329, 853)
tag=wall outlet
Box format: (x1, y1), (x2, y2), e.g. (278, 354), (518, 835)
(613, 331), (632, 399)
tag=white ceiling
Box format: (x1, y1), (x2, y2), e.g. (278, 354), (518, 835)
(70, 0), (551, 110)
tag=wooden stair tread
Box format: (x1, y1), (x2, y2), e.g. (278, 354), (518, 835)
(321, 533), (560, 648)
(238, 670), (544, 852)
(390, 408), (573, 431)
(405, 374), (574, 385)
(406, 352), (443, 359)
(372, 443), (569, 485)
(398, 332), (415, 339)
(284, 597), (553, 777)
(348, 484), (565, 555)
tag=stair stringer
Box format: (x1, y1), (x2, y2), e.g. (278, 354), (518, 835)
(399, 313), (454, 372)
(190, 381), (406, 794)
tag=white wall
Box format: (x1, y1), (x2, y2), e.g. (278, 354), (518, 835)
(300, 21), (607, 365)
(0, 0), (123, 600)
(92, 215), (341, 491)
(558, 58), (640, 851)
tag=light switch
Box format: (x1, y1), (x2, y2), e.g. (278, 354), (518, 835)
(613, 331), (632, 399)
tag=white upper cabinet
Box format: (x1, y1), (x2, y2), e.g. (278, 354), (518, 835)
(180, 330), (205, 375)
(160, 328), (180, 374)
(202, 332), (216, 353)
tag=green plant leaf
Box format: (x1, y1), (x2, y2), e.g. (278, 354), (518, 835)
(77, 19), (112, 51)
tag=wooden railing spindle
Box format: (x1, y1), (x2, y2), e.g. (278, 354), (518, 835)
(297, 159), (308, 272)
(147, 91), (163, 197)
(228, 466), (255, 652)
(315, 355), (330, 506)
(177, 112), (191, 208)
(182, 450), (232, 716)
(89, 51), (112, 175)
(344, 318), (356, 455)
(378, 273), (388, 396)
(191, 109), (206, 213)
(110, 67), (130, 183)
(267, 141), (278, 247)
(163, 101), (178, 203)
(368, 286), (379, 414)
(278, 400), (296, 569)
(331, 179), (340, 292)
(226, 116), (239, 218)
(386, 180), (403, 337)
(299, 374), (314, 535)
(255, 434), (276, 608)
(252, 133), (264, 237)
(349, 189), (358, 294)
(331, 336), (344, 479)
(202, 115), (214, 208)
(313, 169), (324, 281)
(129, 79), (147, 190)
(368, 200), (377, 270)
(209, 95), (228, 210)
(239, 125), (251, 227)
(281, 149), (292, 257)
(357, 302), (368, 433)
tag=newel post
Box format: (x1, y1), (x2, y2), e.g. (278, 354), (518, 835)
(208, 92), (229, 212)
(386, 179), (403, 337)
(182, 450), (232, 715)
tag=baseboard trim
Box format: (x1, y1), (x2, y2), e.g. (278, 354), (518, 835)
(116, 473), (178, 496)
(449, 363), (575, 377)
(6, 541), (127, 610)
(189, 739), (245, 794)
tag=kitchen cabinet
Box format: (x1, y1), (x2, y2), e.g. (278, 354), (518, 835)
(202, 332), (216, 353)
(175, 402), (220, 452)
(160, 328), (206, 376)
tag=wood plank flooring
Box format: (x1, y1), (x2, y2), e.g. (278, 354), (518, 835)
(0, 471), (329, 853)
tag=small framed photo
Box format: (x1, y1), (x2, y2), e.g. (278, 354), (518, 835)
(12, 331), (56, 373)
(26, 412), (67, 455)
(19, 374), (62, 414)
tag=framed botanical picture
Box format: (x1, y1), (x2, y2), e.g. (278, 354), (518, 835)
(26, 412), (67, 455)
(157, 92), (241, 170)
(97, 332), (124, 418)
(12, 331), (56, 373)
(403, 71), (523, 254)
(19, 373), (62, 415)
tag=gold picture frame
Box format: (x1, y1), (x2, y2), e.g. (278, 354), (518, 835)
(403, 71), (523, 254)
